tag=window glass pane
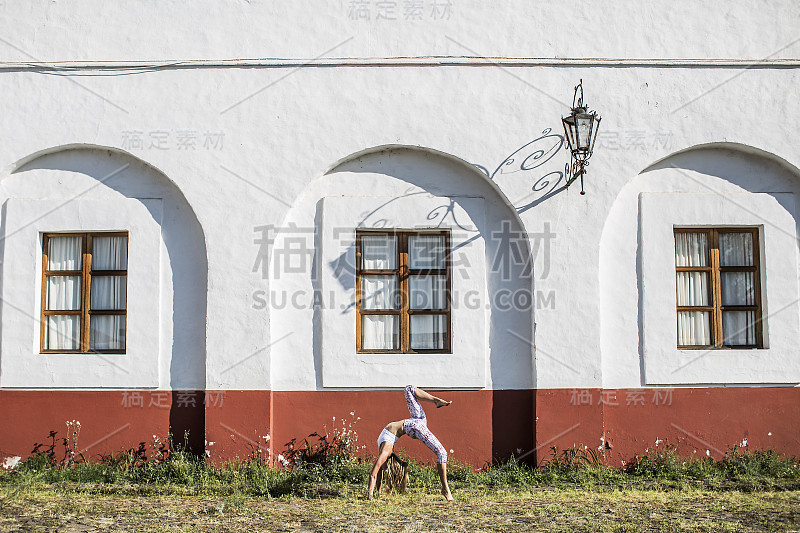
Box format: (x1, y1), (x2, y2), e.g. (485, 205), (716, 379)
(719, 232), (753, 267)
(47, 236), (82, 270)
(361, 275), (398, 309)
(92, 236), (128, 270)
(409, 275), (447, 309)
(677, 310), (711, 346)
(47, 276), (81, 310)
(409, 235), (445, 269)
(675, 272), (709, 306)
(361, 315), (398, 350)
(721, 272), (755, 306)
(90, 315), (126, 351)
(410, 315), (447, 350)
(91, 276), (127, 310)
(361, 235), (396, 270)
(46, 315), (80, 350)
(722, 311), (756, 346)
(674, 232), (708, 267)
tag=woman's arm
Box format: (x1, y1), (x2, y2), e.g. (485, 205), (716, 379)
(367, 442), (394, 499)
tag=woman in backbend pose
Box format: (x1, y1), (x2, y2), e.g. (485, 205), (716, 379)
(368, 384), (453, 500)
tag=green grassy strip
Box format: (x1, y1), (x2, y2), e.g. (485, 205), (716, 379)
(2, 445), (799, 498)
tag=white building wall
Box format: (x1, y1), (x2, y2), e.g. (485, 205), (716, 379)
(268, 148), (534, 390)
(0, 147), (207, 390)
(600, 146), (800, 388)
(1, 1), (797, 61)
(0, 1), (798, 391)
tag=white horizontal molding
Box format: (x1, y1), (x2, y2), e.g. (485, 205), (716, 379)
(1, 57), (799, 71)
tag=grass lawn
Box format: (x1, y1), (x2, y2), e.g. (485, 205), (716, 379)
(3, 436), (799, 531)
(1, 485), (799, 532)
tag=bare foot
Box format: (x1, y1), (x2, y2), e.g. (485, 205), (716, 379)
(434, 398), (451, 408)
(442, 490), (454, 501)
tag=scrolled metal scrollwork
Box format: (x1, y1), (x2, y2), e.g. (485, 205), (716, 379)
(564, 158), (590, 194)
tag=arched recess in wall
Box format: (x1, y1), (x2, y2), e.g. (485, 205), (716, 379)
(268, 145), (536, 463)
(0, 145), (208, 397)
(269, 145), (535, 391)
(599, 142), (800, 387)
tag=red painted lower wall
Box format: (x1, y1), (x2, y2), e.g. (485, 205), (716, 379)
(536, 387), (800, 466)
(205, 390), (271, 463)
(1, 388), (798, 467)
(270, 389), (533, 467)
(0, 391), (206, 462)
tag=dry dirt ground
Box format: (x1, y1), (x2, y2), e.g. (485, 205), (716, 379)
(1, 487), (799, 532)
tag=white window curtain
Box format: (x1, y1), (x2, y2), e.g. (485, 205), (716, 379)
(719, 233), (753, 266)
(91, 276), (127, 310)
(361, 275), (398, 309)
(721, 272), (754, 306)
(675, 232), (710, 345)
(362, 315), (398, 350)
(90, 316), (126, 351)
(45, 235), (129, 351)
(410, 315), (446, 350)
(720, 232), (756, 345)
(722, 311), (756, 345)
(90, 236), (128, 350)
(93, 236), (128, 270)
(409, 275), (446, 309)
(720, 270), (756, 345)
(674, 232), (708, 267)
(409, 235), (445, 269)
(46, 315), (80, 350)
(675, 272), (708, 307)
(48, 236), (82, 270)
(361, 235), (396, 270)
(47, 276), (81, 310)
(45, 236), (83, 350)
(677, 311), (711, 346)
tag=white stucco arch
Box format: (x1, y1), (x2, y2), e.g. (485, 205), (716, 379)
(0, 145), (208, 390)
(269, 145), (536, 390)
(640, 142), (800, 178)
(323, 144), (530, 233)
(599, 142), (800, 388)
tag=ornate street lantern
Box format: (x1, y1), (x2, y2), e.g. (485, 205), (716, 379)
(562, 79), (601, 195)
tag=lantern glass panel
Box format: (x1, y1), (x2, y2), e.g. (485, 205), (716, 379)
(576, 115), (592, 150)
(589, 115), (601, 152)
(562, 116), (576, 151)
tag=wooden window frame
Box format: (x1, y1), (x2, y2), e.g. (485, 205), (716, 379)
(40, 232), (128, 354)
(355, 229), (452, 354)
(674, 227), (762, 349)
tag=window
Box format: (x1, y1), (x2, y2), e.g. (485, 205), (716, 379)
(674, 228), (762, 348)
(41, 233), (128, 353)
(356, 230), (451, 353)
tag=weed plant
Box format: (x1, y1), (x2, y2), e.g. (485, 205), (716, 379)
(2, 429), (799, 498)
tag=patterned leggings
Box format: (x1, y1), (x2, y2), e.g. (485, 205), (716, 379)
(402, 385), (448, 464)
